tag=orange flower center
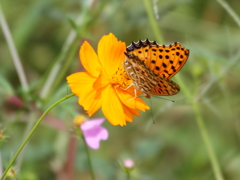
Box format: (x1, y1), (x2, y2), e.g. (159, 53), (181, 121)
(110, 67), (132, 88)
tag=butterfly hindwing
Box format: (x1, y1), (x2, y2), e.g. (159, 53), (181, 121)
(150, 76), (180, 96)
(123, 53), (159, 97)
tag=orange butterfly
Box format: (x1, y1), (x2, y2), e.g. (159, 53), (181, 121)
(123, 39), (189, 98)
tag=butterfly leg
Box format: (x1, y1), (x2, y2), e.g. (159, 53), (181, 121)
(123, 83), (133, 91)
(126, 88), (138, 102)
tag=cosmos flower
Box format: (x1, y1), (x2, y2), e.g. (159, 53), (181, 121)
(67, 33), (149, 126)
(74, 116), (108, 149)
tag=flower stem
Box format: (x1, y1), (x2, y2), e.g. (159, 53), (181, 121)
(192, 102), (224, 180)
(142, 1), (224, 178)
(0, 4), (28, 92)
(216, 0), (240, 27)
(82, 135), (95, 180)
(0, 93), (75, 180)
(142, 0), (164, 43)
(126, 170), (131, 180)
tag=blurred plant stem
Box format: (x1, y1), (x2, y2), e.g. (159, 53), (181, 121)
(0, 94), (74, 180)
(0, 152), (2, 177)
(39, 38), (79, 100)
(192, 103), (224, 180)
(126, 171), (131, 180)
(177, 76), (225, 180)
(38, 21), (80, 100)
(39, 0), (110, 101)
(15, 113), (36, 169)
(143, 1), (224, 180)
(216, 0), (240, 27)
(142, 0), (164, 43)
(0, 4), (29, 93)
(82, 135), (95, 180)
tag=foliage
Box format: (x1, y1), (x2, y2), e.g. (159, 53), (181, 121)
(1, 0), (240, 179)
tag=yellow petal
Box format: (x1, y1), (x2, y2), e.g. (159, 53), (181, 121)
(102, 85), (126, 126)
(67, 72), (102, 115)
(67, 72), (95, 95)
(98, 33), (126, 79)
(80, 41), (101, 78)
(115, 87), (150, 111)
(93, 73), (109, 90)
(123, 105), (134, 122)
(127, 106), (141, 116)
(78, 93), (102, 116)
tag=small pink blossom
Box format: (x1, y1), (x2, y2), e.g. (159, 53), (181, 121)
(80, 118), (108, 149)
(123, 159), (134, 169)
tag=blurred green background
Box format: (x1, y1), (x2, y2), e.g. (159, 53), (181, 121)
(1, 0), (240, 179)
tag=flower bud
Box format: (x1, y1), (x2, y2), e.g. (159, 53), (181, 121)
(123, 159), (134, 169)
(73, 115), (86, 127)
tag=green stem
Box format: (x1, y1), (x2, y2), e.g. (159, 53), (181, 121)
(82, 135), (95, 180)
(126, 170), (131, 180)
(216, 0), (240, 27)
(0, 4), (29, 92)
(16, 113), (36, 169)
(192, 102), (224, 180)
(142, 1), (224, 178)
(142, 0), (164, 43)
(39, 0), (110, 101)
(47, 41), (79, 98)
(0, 93), (75, 180)
(39, 33), (79, 100)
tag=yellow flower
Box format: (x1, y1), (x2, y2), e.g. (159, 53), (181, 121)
(67, 33), (149, 126)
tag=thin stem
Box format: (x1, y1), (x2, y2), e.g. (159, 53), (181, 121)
(0, 94), (75, 180)
(65, 133), (77, 180)
(142, 0), (164, 43)
(142, 1), (224, 179)
(216, 0), (240, 27)
(47, 42), (79, 98)
(39, 0), (110, 100)
(0, 152), (2, 177)
(15, 113), (36, 169)
(0, 4), (28, 92)
(174, 75), (192, 100)
(192, 103), (224, 180)
(82, 135), (95, 180)
(39, 16), (82, 99)
(126, 170), (131, 180)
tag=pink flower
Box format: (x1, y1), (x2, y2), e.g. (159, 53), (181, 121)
(123, 159), (134, 169)
(80, 118), (108, 149)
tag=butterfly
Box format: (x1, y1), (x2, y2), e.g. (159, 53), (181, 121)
(123, 39), (189, 98)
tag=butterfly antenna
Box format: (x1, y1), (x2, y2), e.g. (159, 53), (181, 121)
(154, 96), (175, 103)
(149, 98), (155, 124)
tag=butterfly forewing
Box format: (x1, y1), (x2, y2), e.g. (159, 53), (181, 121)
(124, 40), (189, 98)
(126, 40), (189, 79)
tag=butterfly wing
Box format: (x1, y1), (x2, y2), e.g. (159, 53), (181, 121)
(126, 40), (189, 79)
(150, 76), (180, 96)
(123, 53), (159, 97)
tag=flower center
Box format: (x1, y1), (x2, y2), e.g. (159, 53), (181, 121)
(110, 67), (132, 88)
